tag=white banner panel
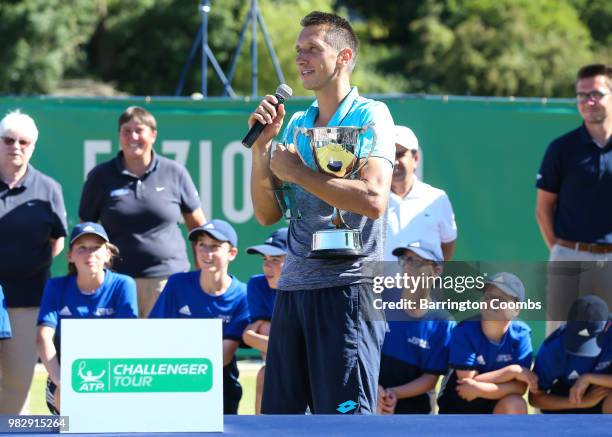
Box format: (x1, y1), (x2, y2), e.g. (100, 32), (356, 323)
(61, 319), (223, 433)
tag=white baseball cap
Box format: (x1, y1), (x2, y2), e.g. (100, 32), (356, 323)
(394, 125), (419, 151)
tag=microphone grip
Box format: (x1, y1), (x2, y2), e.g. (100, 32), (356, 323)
(242, 95), (285, 149)
(242, 121), (266, 149)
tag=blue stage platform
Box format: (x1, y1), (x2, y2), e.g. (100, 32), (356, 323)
(37, 414), (611, 436)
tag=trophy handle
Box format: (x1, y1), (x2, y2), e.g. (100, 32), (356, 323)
(331, 208), (350, 229)
(292, 127), (310, 166)
(349, 122), (377, 178)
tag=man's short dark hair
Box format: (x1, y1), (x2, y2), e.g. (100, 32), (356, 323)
(300, 11), (358, 70)
(118, 106), (157, 131)
(576, 64), (612, 88)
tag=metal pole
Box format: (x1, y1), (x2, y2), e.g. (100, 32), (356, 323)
(225, 13), (252, 94)
(201, 0), (211, 97)
(250, 0), (258, 97)
(256, 10), (285, 85)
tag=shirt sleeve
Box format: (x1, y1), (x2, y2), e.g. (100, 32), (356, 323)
(536, 141), (562, 193)
(0, 287), (12, 339)
(223, 293), (250, 341)
(114, 276), (139, 318)
(359, 101), (395, 165)
(516, 328), (533, 369)
(50, 180), (68, 239)
(246, 277), (269, 321)
(439, 193), (458, 243)
(79, 167), (103, 221)
(37, 279), (60, 329)
(424, 320), (456, 374)
(148, 278), (177, 318)
(177, 165), (201, 213)
(449, 322), (477, 370)
(533, 342), (556, 391)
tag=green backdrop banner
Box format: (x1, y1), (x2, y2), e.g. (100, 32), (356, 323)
(0, 95), (580, 348)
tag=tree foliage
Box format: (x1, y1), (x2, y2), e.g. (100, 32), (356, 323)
(339, 0), (598, 97)
(0, 0), (102, 94)
(1, 0), (608, 97)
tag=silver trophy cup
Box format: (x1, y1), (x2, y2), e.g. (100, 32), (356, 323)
(293, 124), (376, 259)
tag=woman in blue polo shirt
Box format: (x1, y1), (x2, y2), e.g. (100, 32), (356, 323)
(0, 285), (12, 340)
(242, 227), (287, 414)
(437, 272), (539, 414)
(36, 223), (138, 415)
(377, 241), (455, 414)
(149, 220), (250, 415)
(530, 295), (612, 413)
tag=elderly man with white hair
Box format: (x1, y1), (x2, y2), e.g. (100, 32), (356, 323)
(385, 125), (457, 261)
(0, 110), (67, 414)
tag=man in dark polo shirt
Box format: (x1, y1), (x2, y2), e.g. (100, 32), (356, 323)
(0, 110), (67, 414)
(535, 64), (612, 333)
(79, 106), (206, 317)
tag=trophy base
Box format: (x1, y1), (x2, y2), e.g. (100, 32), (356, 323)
(307, 248), (367, 259)
(309, 229), (365, 259)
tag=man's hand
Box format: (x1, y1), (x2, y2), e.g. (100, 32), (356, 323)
(457, 378), (480, 402)
(247, 95), (286, 149)
(270, 143), (305, 183)
(514, 366), (540, 393)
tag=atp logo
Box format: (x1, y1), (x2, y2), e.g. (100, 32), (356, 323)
(74, 360), (107, 392)
(336, 400), (358, 414)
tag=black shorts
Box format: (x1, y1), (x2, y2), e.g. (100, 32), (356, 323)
(261, 284), (386, 414)
(541, 401), (604, 414)
(438, 371), (498, 414)
(45, 378), (60, 415)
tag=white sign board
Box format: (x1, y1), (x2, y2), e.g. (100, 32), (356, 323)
(61, 319), (223, 433)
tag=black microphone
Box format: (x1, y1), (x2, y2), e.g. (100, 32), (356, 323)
(242, 84), (293, 149)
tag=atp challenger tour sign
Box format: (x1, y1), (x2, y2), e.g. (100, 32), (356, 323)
(72, 358), (213, 393)
(62, 319), (223, 433)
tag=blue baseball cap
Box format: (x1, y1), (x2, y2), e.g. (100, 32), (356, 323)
(188, 219), (238, 247)
(485, 272), (525, 303)
(392, 240), (443, 263)
(70, 222), (109, 245)
(563, 295), (610, 357)
(246, 228), (288, 256)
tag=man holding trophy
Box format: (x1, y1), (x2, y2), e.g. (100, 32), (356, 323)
(246, 11), (395, 414)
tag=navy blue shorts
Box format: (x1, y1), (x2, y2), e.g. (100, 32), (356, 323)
(261, 283), (386, 414)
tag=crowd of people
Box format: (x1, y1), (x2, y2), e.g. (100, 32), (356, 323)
(0, 10), (610, 417)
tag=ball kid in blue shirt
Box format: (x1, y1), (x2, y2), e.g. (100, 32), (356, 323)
(530, 295), (612, 413)
(37, 222), (138, 415)
(378, 240), (455, 414)
(149, 219), (250, 415)
(242, 227), (287, 414)
(437, 272), (538, 414)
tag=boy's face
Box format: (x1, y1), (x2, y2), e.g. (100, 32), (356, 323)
(194, 233), (237, 273)
(262, 255), (285, 289)
(481, 285), (519, 321)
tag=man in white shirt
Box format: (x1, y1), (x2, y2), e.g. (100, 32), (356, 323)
(385, 125), (457, 261)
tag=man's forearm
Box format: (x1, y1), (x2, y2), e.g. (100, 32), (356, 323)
(290, 161), (389, 220)
(251, 144), (282, 225)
